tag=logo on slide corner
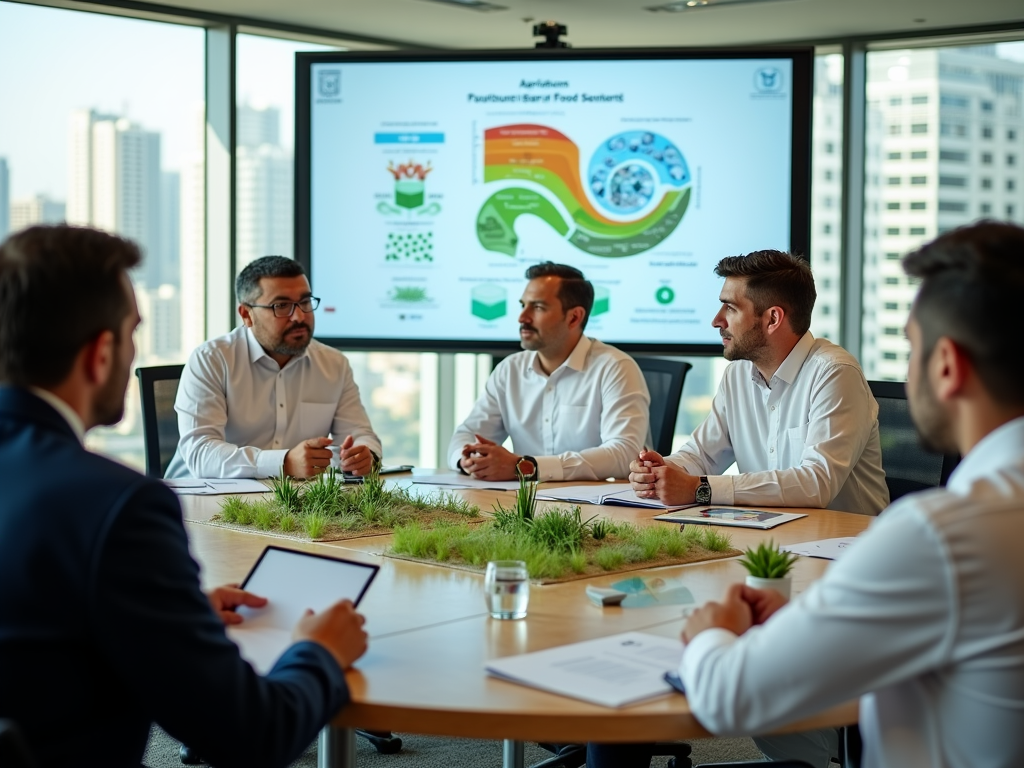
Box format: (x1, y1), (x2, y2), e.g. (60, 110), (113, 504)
(754, 67), (783, 93)
(318, 70), (341, 98)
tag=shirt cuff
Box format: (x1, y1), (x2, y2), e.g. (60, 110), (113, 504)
(535, 455), (563, 482)
(680, 626), (738, 686)
(706, 474), (735, 506)
(256, 449), (289, 479)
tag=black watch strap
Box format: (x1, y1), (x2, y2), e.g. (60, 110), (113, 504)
(695, 475), (712, 505)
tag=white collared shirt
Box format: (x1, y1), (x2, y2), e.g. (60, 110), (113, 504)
(166, 326), (381, 479)
(447, 336), (650, 482)
(666, 332), (889, 514)
(680, 416), (1024, 768)
(29, 387), (85, 444)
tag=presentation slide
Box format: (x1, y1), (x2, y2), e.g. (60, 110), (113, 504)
(306, 55), (798, 348)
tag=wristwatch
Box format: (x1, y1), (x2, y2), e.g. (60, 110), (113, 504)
(695, 476), (712, 505)
(517, 455), (539, 481)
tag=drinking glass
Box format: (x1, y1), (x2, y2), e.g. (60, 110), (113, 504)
(484, 560), (529, 620)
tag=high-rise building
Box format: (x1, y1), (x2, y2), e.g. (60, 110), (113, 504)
(9, 195), (66, 231)
(160, 171), (181, 288)
(0, 157), (9, 240)
(180, 102), (206, 353)
(137, 283), (183, 360)
(235, 102), (293, 269)
(863, 45), (1024, 380)
(67, 109), (163, 286)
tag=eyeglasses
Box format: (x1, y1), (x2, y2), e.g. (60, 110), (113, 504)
(245, 296), (321, 318)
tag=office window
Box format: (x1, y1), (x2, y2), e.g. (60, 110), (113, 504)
(863, 42), (1024, 381)
(911, 123), (928, 134)
(887, 176), (902, 185)
(235, 33), (421, 466)
(887, 201), (901, 210)
(1009, 154), (1018, 166)
(889, 96), (903, 106)
(888, 124), (902, 135)
(0, 1), (205, 468)
(1010, 129), (1018, 141)
(911, 95), (929, 105)
(911, 150), (928, 160)
(1009, 179), (1017, 191)
(1009, 205), (1017, 218)
(887, 151), (902, 160)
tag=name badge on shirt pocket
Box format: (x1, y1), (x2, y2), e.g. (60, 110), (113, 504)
(300, 402), (336, 438)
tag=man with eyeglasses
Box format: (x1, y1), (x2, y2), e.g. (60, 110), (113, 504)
(166, 256), (381, 479)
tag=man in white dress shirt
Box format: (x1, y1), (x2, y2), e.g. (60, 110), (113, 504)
(590, 221), (1024, 768)
(630, 250), (889, 516)
(166, 256), (381, 479)
(449, 262), (649, 482)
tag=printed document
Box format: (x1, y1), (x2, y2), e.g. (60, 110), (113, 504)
(781, 536), (858, 560)
(485, 631), (683, 708)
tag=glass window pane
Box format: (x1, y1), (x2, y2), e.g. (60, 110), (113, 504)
(0, 1), (205, 469)
(236, 33), (422, 465)
(862, 41), (1024, 381)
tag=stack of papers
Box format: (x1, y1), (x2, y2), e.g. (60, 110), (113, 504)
(537, 484), (696, 511)
(781, 536), (858, 560)
(654, 507), (807, 529)
(485, 631), (683, 708)
(411, 474), (522, 491)
(163, 478), (269, 496)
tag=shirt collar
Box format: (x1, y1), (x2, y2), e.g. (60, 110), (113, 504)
(947, 416), (1024, 494)
(244, 326), (309, 367)
(529, 335), (592, 377)
(29, 387), (86, 444)
(770, 331), (816, 386)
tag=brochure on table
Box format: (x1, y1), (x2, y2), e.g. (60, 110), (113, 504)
(781, 536), (858, 560)
(485, 631), (683, 708)
(654, 507), (806, 529)
(163, 478), (269, 495)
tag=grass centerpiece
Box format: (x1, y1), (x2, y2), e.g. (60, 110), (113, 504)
(388, 470), (741, 584)
(212, 467), (480, 541)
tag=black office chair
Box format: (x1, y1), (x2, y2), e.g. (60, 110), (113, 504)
(634, 357), (693, 456)
(0, 720), (36, 768)
(136, 364), (185, 478)
(869, 380), (960, 503)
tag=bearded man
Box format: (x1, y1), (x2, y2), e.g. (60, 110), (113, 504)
(166, 256), (381, 479)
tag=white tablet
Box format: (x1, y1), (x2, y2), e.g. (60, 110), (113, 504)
(226, 546), (378, 673)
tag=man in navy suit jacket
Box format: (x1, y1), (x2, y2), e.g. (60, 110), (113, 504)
(0, 225), (368, 768)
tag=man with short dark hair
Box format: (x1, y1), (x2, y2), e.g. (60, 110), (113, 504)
(449, 262), (649, 482)
(0, 226), (369, 768)
(596, 221), (1024, 768)
(166, 254), (382, 479)
(630, 249), (888, 516)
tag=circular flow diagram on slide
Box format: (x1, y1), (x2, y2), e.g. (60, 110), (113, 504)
(476, 124), (692, 258)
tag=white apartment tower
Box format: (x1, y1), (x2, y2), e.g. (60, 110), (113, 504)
(863, 46), (1024, 380)
(9, 195), (65, 230)
(236, 103), (293, 269)
(67, 109), (163, 286)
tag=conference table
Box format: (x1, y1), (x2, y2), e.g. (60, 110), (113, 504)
(179, 475), (871, 768)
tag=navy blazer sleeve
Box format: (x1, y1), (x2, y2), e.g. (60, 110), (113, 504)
(91, 480), (348, 768)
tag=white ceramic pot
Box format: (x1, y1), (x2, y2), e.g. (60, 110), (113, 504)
(745, 574), (792, 599)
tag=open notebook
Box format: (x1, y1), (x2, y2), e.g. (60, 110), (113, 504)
(537, 484), (697, 511)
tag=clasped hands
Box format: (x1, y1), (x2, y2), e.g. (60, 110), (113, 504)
(629, 449), (700, 505)
(206, 584), (368, 669)
(284, 434), (374, 479)
(459, 434), (531, 481)
(682, 582), (789, 644)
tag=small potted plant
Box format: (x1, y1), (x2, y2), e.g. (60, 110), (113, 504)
(738, 540), (799, 598)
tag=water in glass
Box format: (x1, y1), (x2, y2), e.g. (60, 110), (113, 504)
(485, 560), (529, 620)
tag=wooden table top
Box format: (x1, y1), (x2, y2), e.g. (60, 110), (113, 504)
(178, 475), (869, 742)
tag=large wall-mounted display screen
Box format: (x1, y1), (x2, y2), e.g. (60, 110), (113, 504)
(296, 49), (811, 353)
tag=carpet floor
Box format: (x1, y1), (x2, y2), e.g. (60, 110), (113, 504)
(143, 725), (764, 767)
